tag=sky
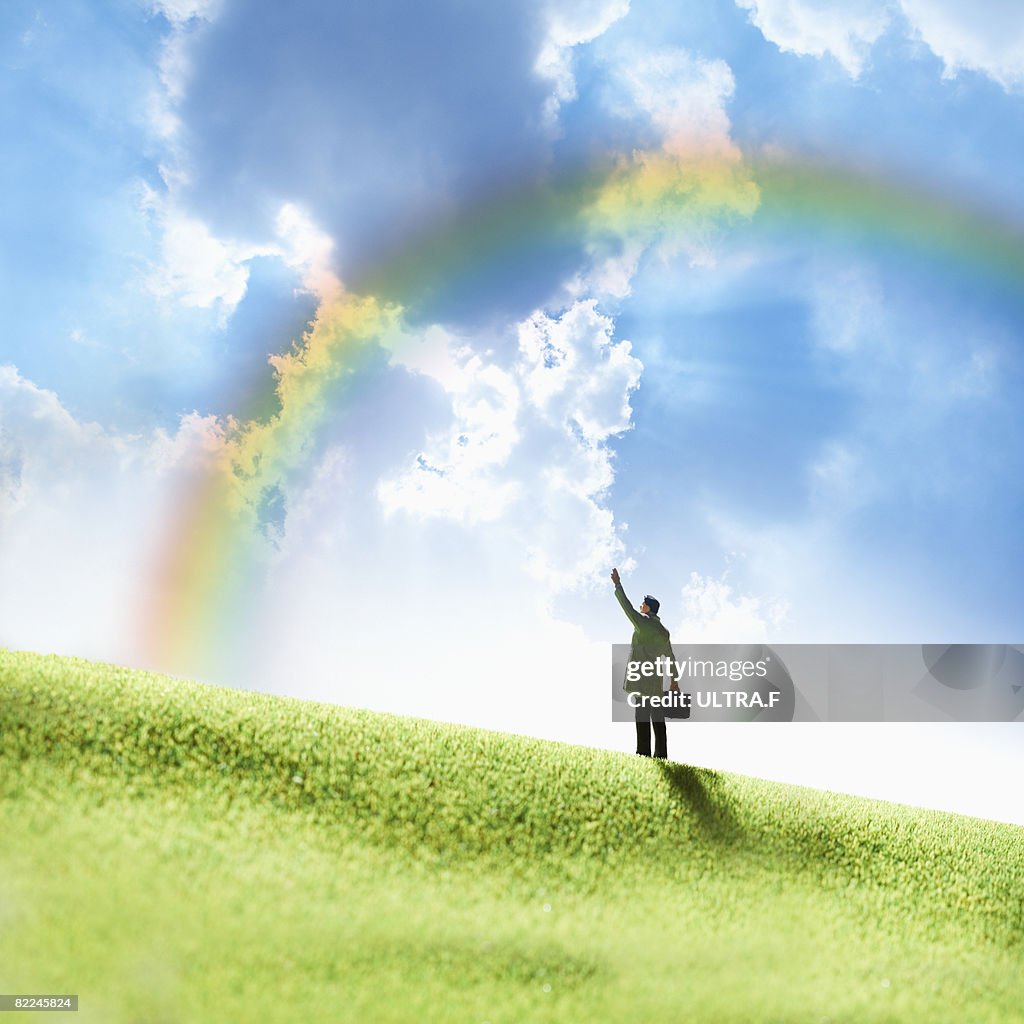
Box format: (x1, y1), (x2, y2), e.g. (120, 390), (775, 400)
(1, 0), (1022, 824)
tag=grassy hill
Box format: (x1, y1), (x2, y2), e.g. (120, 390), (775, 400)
(1, 649), (1022, 1023)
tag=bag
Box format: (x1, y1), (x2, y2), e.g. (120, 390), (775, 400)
(661, 684), (691, 720)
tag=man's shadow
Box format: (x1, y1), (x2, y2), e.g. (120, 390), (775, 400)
(655, 760), (743, 845)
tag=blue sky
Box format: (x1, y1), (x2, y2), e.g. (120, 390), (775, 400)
(2, 0), (1022, 821)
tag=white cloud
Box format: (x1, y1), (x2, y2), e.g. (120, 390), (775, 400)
(376, 354), (524, 525)
(374, 44), (752, 604)
(140, 189), (337, 325)
(380, 323), (474, 394)
(899, 0), (1024, 90)
(535, 0), (632, 129)
(544, 0), (632, 53)
(736, 0), (891, 77)
(145, 2), (220, 143)
(518, 300), (639, 439)
(521, 469), (626, 591)
(580, 43), (760, 297)
(139, 184), (274, 324)
(0, 366), (108, 499)
(675, 567), (790, 642)
(147, 32), (189, 141)
(565, 239), (647, 301)
(611, 46), (741, 159)
(0, 365), (228, 663)
(148, 0), (223, 28)
(736, 0), (1024, 90)
(274, 202), (341, 302)
(140, 2), (283, 325)
(377, 301), (641, 592)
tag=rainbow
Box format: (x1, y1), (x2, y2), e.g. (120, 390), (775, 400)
(142, 147), (1024, 677)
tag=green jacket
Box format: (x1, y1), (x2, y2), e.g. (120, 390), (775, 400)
(615, 583), (674, 697)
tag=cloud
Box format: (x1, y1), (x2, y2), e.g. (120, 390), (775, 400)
(580, 44), (760, 296)
(146, 0), (223, 147)
(899, 0), (1024, 90)
(376, 353), (523, 525)
(141, 8), (343, 326)
(0, 366), (111, 491)
(674, 567), (790, 642)
(139, 184), (275, 323)
(0, 365), (228, 662)
(274, 202), (341, 302)
(208, 329), (632, 741)
(135, 32), (758, 673)
(609, 46), (742, 158)
(535, 0), (632, 129)
(170, 2), (557, 277)
(518, 300), (639, 438)
(126, 22), (762, 677)
(149, 0), (223, 27)
(735, 0), (891, 77)
(736, 0), (1024, 90)
(136, 0), (634, 331)
(378, 300), (642, 591)
(138, 178), (340, 328)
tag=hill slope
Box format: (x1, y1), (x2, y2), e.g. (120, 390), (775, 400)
(1, 649), (1022, 1023)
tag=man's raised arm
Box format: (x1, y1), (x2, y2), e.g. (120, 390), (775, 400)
(610, 567), (644, 627)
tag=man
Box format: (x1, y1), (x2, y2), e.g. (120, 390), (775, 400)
(611, 567), (677, 759)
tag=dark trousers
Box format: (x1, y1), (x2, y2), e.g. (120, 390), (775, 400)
(634, 704), (667, 759)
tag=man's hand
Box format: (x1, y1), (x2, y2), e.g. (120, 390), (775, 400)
(610, 567), (620, 587)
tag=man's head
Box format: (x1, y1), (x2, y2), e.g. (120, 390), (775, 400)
(641, 595), (660, 616)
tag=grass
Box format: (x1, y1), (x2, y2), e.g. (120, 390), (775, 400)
(1, 648), (1022, 1023)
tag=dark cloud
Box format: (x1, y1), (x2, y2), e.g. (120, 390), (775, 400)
(177, 0), (565, 315)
